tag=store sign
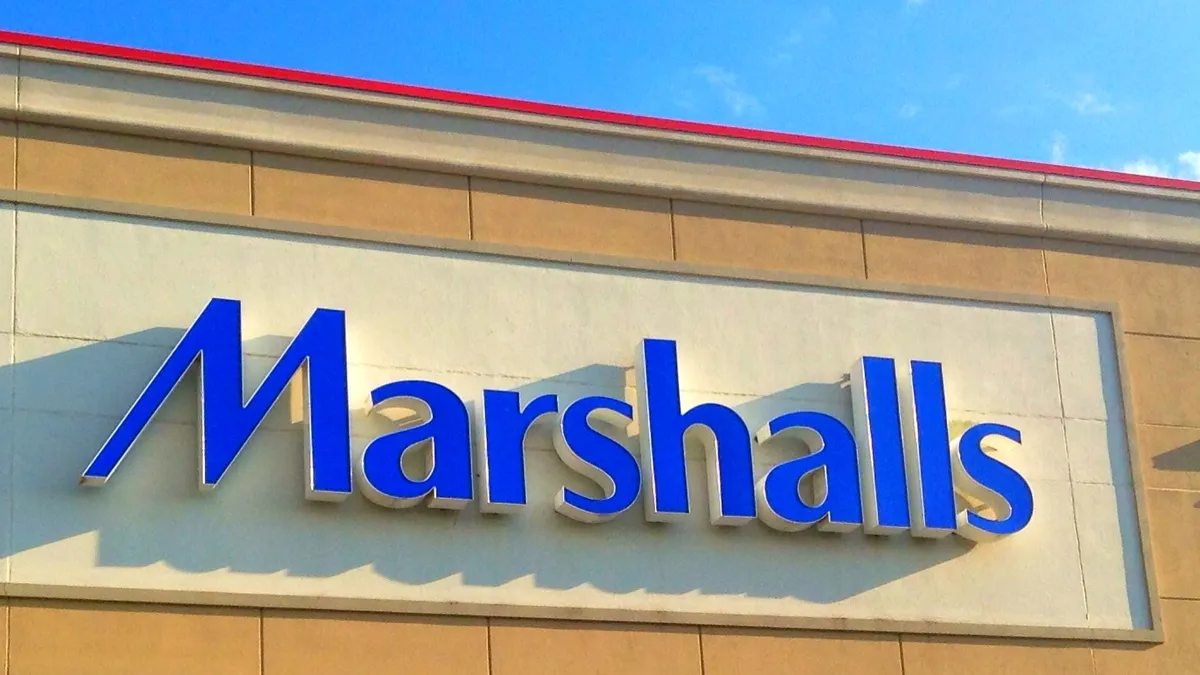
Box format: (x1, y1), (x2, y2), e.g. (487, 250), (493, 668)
(14, 206), (1151, 638)
(81, 297), (1034, 543)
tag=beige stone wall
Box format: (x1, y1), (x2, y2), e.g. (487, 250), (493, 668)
(4, 123), (1199, 674)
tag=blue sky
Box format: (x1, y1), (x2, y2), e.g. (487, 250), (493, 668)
(7, 1), (1199, 177)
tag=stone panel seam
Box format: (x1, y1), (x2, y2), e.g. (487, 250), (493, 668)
(467, 176), (476, 242)
(1048, 306), (1095, 626)
(1039, 173), (1047, 231)
(1040, 239), (1051, 295)
(11, 46), (17, 119)
(248, 151), (257, 218)
(1140, 422), (1200, 431)
(1147, 486), (1200, 495)
(861, 219), (873, 281)
(858, 218), (868, 279)
(484, 616), (493, 675)
(1159, 594), (1200, 601)
(9, 123), (17, 192)
(1124, 330), (1200, 342)
(668, 199), (678, 262)
(257, 607), (264, 675)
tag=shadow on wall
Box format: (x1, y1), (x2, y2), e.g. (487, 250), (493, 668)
(1153, 440), (1200, 473)
(8, 328), (1005, 605)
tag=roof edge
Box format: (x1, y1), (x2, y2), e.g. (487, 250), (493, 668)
(2, 28), (1197, 194)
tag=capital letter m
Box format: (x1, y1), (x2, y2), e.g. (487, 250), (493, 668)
(80, 298), (353, 501)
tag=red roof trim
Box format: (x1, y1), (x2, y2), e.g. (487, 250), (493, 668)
(4, 28), (1198, 193)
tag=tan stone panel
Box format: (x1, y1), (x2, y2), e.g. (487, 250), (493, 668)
(900, 634), (1094, 675)
(9, 599), (259, 675)
(253, 152), (471, 239)
(863, 220), (1047, 294)
(0, 119), (13, 190)
(702, 627), (902, 675)
(17, 124), (251, 214)
(673, 201), (864, 279)
(471, 178), (674, 260)
(19, 56), (1045, 235)
(1147, 488), (1200, 599)
(1094, 599), (1200, 674)
(490, 619), (701, 675)
(1046, 240), (1200, 339)
(263, 610), (488, 675)
(1137, 425), (1200, 491)
(1124, 334), (1200, 428)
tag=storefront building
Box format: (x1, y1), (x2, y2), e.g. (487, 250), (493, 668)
(0, 29), (1198, 675)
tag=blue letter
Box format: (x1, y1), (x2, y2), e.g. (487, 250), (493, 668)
(755, 411), (863, 532)
(900, 361), (958, 538)
(636, 338), (756, 525)
(850, 356), (910, 535)
(360, 380), (473, 509)
(81, 298), (352, 501)
(553, 396), (640, 523)
(952, 423), (1034, 542)
(477, 390), (558, 513)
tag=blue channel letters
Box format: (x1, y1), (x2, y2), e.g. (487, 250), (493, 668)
(81, 298), (1035, 542)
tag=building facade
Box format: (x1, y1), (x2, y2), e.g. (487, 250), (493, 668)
(0, 30), (1198, 674)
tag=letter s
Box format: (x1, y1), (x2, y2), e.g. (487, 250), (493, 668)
(952, 423), (1034, 542)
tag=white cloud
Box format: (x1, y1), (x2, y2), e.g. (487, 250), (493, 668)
(1068, 92), (1114, 115)
(1122, 159), (1170, 177)
(1178, 152), (1200, 180)
(693, 65), (762, 117)
(1050, 133), (1067, 164)
(768, 30), (805, 67)
(1110, 152), (1200, 179)
(899, 103), (921, 119)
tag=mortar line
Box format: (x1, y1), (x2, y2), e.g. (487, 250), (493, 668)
(248, 151), (257, 217)
(467, 176), (475, 241)
(1049, 310), (1093, 624)
(485, 617), (494, 675)
(859, 219), (868, 279)
(258, 607), (265, 675)
(669, 198), (678, 261)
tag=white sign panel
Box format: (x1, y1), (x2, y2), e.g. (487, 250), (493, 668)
(1, 203), (1154, 639)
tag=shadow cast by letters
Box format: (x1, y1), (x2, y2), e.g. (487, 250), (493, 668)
(10, 329), (975, 606)
(1154, 440), (1200, 473)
